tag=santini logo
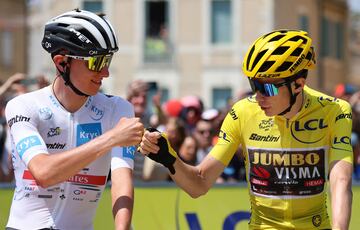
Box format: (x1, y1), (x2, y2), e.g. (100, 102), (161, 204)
(249, 133), (280, 142)
(8, 115), (30, 128)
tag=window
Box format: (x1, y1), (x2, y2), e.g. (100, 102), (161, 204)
(144, 0), (172, 63)
(321, 17), (330, 57)
(299, 15), (309, 32)
(1, 31), (13, 67)
(335, 22), (344, 60)
(211, 0), (232, 44)
(212, 88), (232, 110)
(83, 0), (103, 13)
(146, 82), (169, 114)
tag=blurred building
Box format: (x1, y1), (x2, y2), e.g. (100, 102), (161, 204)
(25, 0), (349, 108)
(349, 10), (360, 86)
(0, 0), (27, 82)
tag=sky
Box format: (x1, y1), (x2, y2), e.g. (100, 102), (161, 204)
(349, 0), (360, 12)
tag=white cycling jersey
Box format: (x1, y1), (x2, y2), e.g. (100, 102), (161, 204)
(5, 86), (135, 230)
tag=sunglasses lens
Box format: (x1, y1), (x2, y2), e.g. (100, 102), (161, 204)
(87, 55), (113, 72)
(248, 79), (279, 97)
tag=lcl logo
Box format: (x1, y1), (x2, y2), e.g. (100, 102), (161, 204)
(294, 119), (328, 131)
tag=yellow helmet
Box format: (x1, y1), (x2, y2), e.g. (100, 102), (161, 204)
(242, 30), (316, 79)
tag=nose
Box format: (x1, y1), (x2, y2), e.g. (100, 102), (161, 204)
(255, 92), (265, 102)
(99, 66), (110, 78)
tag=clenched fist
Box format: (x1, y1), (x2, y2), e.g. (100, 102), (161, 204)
(111, 117), (144, 147)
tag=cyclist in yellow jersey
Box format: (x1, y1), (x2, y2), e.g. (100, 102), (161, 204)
(139, 30), (353, 230)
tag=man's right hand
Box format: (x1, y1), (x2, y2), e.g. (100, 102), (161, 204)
(112, 117), (144, 147)
(139, 128), (177, 174)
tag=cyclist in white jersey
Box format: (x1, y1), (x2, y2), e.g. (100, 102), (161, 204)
(5, 9), (143, 230)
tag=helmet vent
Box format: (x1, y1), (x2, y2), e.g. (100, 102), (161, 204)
(276, 61), (293, 72)
(268, 34), (285, 42)
(305, 50), (312, 60)
(272, 46), (289, 55)
(291, 47), (303, 56)
(289, 36), (307, 44)
(252, 50), (267, 70)
(258, 61), (274, 72)
(246, 45), (255, 70)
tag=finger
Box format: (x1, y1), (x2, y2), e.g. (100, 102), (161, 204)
(144, 131), (161, 143)
(140, 139), (159, 153)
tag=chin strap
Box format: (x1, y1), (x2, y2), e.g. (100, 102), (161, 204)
(57, 59), (89, 97)
(277, 83), (299, 116)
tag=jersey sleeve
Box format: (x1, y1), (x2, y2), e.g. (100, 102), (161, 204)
(329, 99), (353, 164)
(5, 96), (48, 166)
(109, 97), (136, 171)
(210, 103), (242, 166)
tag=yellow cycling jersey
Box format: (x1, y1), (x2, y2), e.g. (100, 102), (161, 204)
(210, 86), (353, 230)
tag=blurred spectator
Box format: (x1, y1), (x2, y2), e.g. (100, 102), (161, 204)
(126, 79), (166, 181)
(0, 73), (25, 97)
(193, 119), (215, 164)
(162, 99), (183, 118)
(178, 136), (198, 166)
(179, 95), (203, 134)
(334, 83), (358, 101)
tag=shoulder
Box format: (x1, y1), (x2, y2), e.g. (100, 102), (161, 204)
(94, 93), (134, 116)
(6, 88), (47, 111)
(304, 86), (351, 111)
(230, 94), (260, 116)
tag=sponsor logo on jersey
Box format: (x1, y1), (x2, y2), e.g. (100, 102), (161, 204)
(290, 119), (328, 144)
(38, 195), (52, 199)
(68, 174), (107, 186)
(248, 148), (326, 197)
(229, 108), (238, 120)
(76, 123), (102, 146)
(249, 133), (280, 142)
(218, 130), (230, 142)
(335, 113), (352, 122)
(16, 135), (42, 158)
(89, 105), (105, 121)
(259, 118), (273, 131)
(73, 189), (87, 195)
(123, 146), (135, 159)
(39, 107), (53, 120)
(8, 115), (30, 128)
(312, 215), (322, 227)
(49, 95), (61, 107)
(317, 96), (337, 107)
(333, 136), (351, 145)
(46, 142), (66, 149)
(47, 127), (61, 137)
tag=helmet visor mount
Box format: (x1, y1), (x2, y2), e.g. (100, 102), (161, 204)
(65, 54), (113, 72)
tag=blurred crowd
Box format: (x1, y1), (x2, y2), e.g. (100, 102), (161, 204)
(0, 73), (49, 183)
(2, 76), (360, 184)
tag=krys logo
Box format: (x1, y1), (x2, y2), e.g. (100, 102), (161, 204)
(89, 105), (104, 121)
(76, 123), (102, 146)
(291, 119), (328, 144)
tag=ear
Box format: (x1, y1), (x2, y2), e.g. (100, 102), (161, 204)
(294, 78), (305, 93)
(53, 55), (68, 72)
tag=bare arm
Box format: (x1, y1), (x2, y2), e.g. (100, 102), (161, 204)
(111, 168), (134, 230)
(28, 117), (143, 188)
(329, 160), (353, 230)
(169, 155), (226, 198)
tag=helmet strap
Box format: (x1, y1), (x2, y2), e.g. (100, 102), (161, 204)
(56, 58), (89, 97)
(278, 83), (299, 116)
